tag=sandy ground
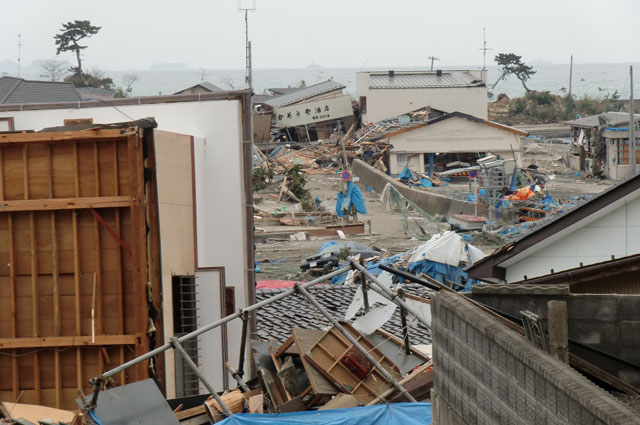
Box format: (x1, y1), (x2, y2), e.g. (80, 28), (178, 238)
(255, 141), (615, 282)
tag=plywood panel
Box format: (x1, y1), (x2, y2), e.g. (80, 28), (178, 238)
(0, 129), (160, 409)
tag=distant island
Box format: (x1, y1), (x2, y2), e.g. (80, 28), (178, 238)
(149, 62), (192, 71)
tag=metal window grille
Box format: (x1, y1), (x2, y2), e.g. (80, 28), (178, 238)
(172, 275), (201, 396)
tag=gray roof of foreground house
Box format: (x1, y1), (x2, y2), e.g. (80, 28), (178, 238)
(255, 283), (431, 344)
(264, 79), (346, 108)
(566, 112), (640, 128)
(367, 71), (485, 89)
(0, 76), (81, 104)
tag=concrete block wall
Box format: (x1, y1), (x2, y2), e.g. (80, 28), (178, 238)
(471, 285), (640, 387)
(431, 291), (640, 425)
(351, 159), (488, 219)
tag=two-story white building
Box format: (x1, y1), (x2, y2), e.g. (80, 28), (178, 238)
(356, 70), (488, 123)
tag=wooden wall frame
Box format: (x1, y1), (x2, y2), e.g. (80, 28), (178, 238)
(0, 126), (161, 409)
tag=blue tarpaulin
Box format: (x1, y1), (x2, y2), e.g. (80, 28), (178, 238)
(217, 402), (431, 425)
(336, 181), (367, 218)
(397, 166), (413, 180)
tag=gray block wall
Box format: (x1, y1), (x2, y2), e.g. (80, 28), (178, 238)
(471, 285), (640, 387)
(431, 291), (640, 425)
(351, 159), (488, 219)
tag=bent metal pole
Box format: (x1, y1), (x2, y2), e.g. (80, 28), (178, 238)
(294, 283), (417, 403)
(97, 264), (353, 382)
(348, 256), (432, 330)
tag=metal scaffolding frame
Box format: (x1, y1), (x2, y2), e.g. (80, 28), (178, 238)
(87, 259), (434, 417)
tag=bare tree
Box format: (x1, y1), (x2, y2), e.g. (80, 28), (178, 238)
(39, 59), (69, 82)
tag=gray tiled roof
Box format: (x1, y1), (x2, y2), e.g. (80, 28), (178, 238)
(256, 283), (431, 344)
(0, 76), (81, 104)
(368, 71), (485, 89)
(264, 80), (345, 108)
(566, 112), (640, 128)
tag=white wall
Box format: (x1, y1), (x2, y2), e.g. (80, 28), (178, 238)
(390, 152), (424, 175)
(358, 84), (487, 123)
(389, 116), (521, 155)
(505, 195), (640, 282)
(0, 100), (249, 396)
(195, 269), (226, 392)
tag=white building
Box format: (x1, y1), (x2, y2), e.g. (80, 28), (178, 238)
(377, 111), (525, 175)
(467, 174), (640, 283)
(0, 91), (254, 398)
(356, 70), (488, 123)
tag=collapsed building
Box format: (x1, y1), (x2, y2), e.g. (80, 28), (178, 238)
(567, 111), (640, 179)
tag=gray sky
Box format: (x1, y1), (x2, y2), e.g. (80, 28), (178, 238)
(2, 0), (640, 70)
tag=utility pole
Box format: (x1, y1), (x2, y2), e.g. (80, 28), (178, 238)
(630, 65), (636, 176)
(238, 0), (256, 90)
(428, 56), (439, 71)
(17, 33), (24, 78)
(568, 54), (573, 98)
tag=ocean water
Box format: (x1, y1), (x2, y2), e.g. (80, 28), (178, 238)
(11, 62), (640, 100)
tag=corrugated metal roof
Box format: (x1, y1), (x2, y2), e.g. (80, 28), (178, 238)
(264, 79), (345, 108)
(0, 77), (81, 104)
(368, 71), (485, 89)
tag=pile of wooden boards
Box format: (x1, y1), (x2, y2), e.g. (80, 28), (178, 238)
(174, 324), (433, 424)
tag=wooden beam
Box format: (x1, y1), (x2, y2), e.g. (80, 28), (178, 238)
(29, 212), (39, 337)
(0, 335), (140, 349)
(0, 147), (4, 201)
(0, 196), (133, 212)
(0, 129), (136, 144)
(8, 213), (18, 400)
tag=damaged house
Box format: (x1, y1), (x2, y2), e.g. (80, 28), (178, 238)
(567, 111), (640, 179)
(356, 69), (488, 124)
(255, 80), (355, 143)
(0, 90), (255, 405)
(358, 107), (525, 175)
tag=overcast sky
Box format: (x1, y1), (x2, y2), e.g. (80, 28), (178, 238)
(2, 0), (640, 71)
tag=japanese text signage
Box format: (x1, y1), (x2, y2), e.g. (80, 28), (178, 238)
(273, 95), (353, 128)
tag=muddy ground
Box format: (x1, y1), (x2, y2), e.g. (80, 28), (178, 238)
(255, 141), (614, 282)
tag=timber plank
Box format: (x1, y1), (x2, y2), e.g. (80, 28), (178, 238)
(0, 196), (133, 212)
(0, 129), (135, 144)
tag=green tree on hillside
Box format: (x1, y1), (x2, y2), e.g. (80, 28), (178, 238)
(54, 20), (101, 76)
(493, 53), (536, 93)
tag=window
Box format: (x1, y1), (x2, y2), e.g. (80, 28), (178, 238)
(396, 153), (409, 165)
(0, 117), (15, 131)
(359, 96), (367, 113)
(172, 275), (200, 397)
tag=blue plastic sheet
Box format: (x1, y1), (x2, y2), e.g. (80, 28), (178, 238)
(396, 166), (413, 180)
(217, 402), (431, 425)
(336, 181), (367, 218)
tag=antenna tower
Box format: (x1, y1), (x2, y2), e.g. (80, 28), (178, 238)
(428, 56), (440, 71)
(17, 34), (24, 77)
(479, 27), (494, 71)
(238, 0), (256, 89)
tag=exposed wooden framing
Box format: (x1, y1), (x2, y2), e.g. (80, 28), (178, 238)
(0, 196), (133, 212)
(93, 141), (104, 374)
(0, 128), (156, 408)
(8, 213), (18, 400)
(0, 147), (4, 200)
(0, 129), (136, 144)
(129, 132), (147, 380)
(113, 140), (126, 385)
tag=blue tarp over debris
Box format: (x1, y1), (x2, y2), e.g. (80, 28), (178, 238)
(336, 181), (367, 218)
(217, 402), (431, 425)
